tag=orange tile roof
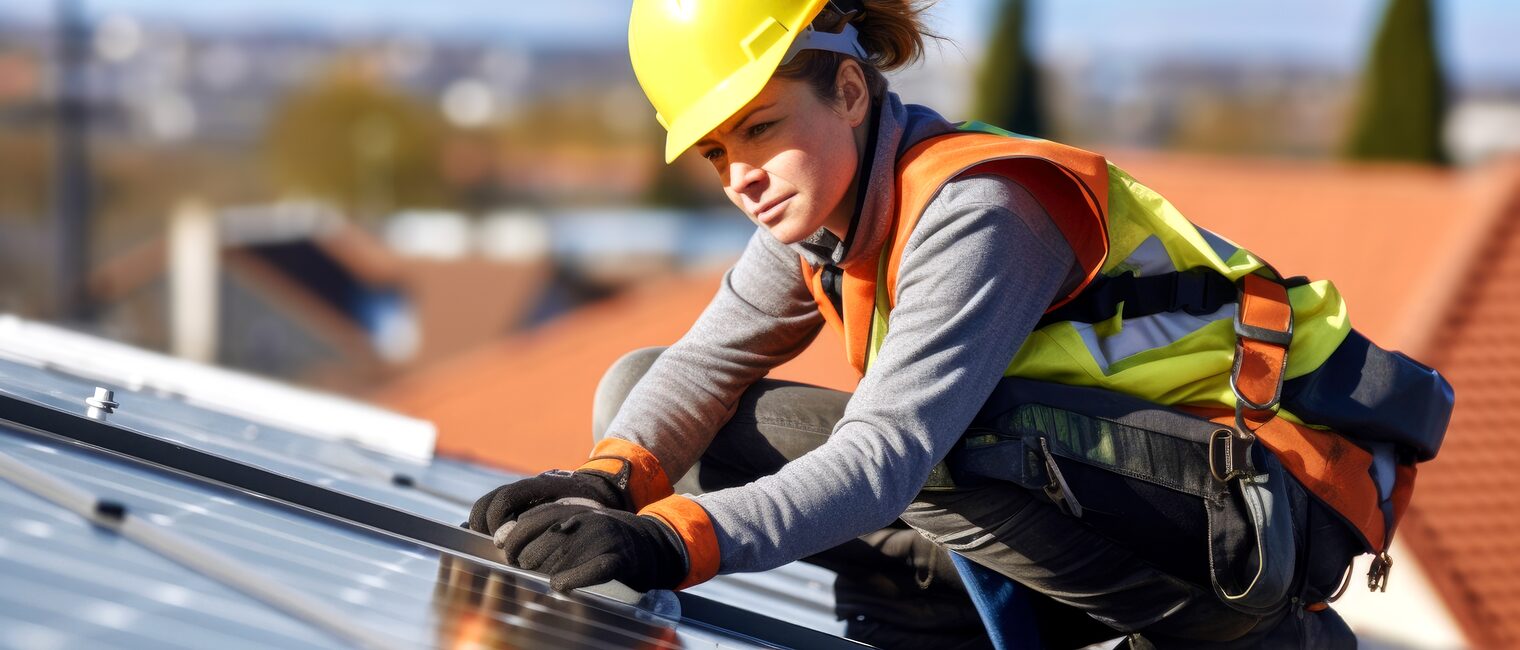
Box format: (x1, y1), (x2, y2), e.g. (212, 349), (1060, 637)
(373, 270), (858, 472)
(1385, 162), (1520, 649)
(374, 154), (1520, 646)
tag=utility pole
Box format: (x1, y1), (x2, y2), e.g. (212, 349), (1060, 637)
(50, 0), (94, 322)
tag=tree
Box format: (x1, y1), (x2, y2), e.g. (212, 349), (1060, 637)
(972, 0), (1045, 138)
(640, 152), (724, 210)
(265, 59), (448, 218)
(1343, 0), (1448, 164)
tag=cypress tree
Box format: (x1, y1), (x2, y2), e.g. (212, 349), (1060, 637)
(641, 154), (725, 209)
(1343, 0), (1448, 164)
(972, 0), (1045, 137)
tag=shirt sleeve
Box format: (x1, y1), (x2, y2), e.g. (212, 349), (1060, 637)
(693, 175), (1079, 573)
(603, 228), (825, 480)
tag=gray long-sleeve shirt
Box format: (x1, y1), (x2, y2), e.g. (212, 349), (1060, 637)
(602, 92), (1079, 574)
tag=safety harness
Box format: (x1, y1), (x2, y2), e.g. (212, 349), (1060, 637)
(803, 128), (1451, 614)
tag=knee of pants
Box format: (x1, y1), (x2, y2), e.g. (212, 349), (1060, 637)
(900, 484), (1039, 551)
(591, 346), (667, 443)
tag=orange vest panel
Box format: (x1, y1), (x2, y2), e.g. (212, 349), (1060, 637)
(799, 133), (1112, 376)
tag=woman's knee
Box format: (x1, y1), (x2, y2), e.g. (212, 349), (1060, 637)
(591, 346), (667, 442)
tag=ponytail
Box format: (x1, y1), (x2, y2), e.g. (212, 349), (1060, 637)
(777, 0), (942, 102)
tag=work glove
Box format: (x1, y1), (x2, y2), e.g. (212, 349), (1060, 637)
(468, 468), (629, 542)
(499, 501), (688, 593)
(466, 438), (675, 542)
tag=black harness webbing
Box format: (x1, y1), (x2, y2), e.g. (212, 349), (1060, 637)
(1038, 269), (1308, 329)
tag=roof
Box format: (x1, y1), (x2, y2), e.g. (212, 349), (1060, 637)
(374, 271), (860, 472)
(1384, 160), (1520, 649)
(0, 314), (858, 649)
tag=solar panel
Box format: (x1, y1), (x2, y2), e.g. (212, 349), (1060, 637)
(0, 321), (862, 650)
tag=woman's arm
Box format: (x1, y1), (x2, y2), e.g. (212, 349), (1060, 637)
(694, 174), (1078, 574)
(601, 228), (825, 482)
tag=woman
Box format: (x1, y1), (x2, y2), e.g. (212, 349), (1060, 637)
(468, 1), (1368, 647)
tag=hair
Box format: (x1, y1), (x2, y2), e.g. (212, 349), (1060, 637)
(775, 0), (943, 105)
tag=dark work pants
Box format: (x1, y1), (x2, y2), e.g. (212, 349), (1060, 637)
(592, 347), (1360, 649)
(592, 347), (992, 649)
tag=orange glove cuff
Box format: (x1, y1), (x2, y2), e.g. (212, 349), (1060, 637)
(638, 494), (720, 589)
(578, 438), (674, 510)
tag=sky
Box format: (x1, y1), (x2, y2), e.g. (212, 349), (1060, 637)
(2, 0), (1516, 85)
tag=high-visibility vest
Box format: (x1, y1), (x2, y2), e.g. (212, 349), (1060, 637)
(799, 123), (1414, 556)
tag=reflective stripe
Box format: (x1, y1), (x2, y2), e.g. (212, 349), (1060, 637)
(1197, 227), (1241, 265)
(1111, 235), (1177, 277)
(1072, 303), (1236, 373)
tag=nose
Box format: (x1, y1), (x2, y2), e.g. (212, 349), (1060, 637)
(727, 161), (766, 197)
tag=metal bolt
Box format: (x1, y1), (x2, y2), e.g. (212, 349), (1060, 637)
(85, 387), (118, 419)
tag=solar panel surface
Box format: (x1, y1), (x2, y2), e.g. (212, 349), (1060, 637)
(0, 335), (856, 649)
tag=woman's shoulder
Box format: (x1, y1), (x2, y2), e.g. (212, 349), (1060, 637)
(907, 173), (1076, 282)
(930, 173), (1042, 215)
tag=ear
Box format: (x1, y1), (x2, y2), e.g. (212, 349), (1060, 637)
(833, 58), (870, 128)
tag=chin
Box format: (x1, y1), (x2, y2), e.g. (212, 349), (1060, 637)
(762, 206), (824, 245)
(765, 221), (814, 245)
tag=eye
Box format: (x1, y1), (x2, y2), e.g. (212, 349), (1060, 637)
(747, 121), (773, 138)
(701, 148), (724, 162)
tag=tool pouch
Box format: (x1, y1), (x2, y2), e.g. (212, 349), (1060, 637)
(939, 377), (1297, 615)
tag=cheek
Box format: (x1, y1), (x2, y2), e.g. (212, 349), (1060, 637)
(806, 122), (859, 206)
(789, 125), (856, 191)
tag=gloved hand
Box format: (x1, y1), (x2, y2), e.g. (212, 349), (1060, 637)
(467, 438), (675, 541)
(467, 469), (629, 542)
(499, 501), (688, 593)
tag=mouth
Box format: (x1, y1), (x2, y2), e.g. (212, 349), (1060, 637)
(753, 194), (795, 225)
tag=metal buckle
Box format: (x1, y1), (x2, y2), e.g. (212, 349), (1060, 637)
(1039, 438), (1083, 517)
(1209, 424), (1255, 483)
(1367, 551), (1393, 592)
(1229, 277), (1292, 413)
(1234, 319), (1294, 348)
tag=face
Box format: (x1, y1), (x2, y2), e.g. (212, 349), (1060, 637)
(693, 62), (870, 245)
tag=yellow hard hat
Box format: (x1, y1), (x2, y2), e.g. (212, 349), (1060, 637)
(629, 0), (868, 163)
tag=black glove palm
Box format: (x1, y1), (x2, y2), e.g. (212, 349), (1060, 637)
(467, 469), (629, 538)
(500, 502), (687, 593)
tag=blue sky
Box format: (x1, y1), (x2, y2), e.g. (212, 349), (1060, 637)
(3, 0), (1516, 84)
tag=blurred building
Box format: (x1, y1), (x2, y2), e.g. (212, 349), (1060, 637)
(85, 202), (552, 393)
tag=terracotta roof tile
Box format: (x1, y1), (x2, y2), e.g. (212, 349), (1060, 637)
(1399, 170), (1520, 649)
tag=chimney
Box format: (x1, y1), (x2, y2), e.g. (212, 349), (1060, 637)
(168, 200), (219, 363)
